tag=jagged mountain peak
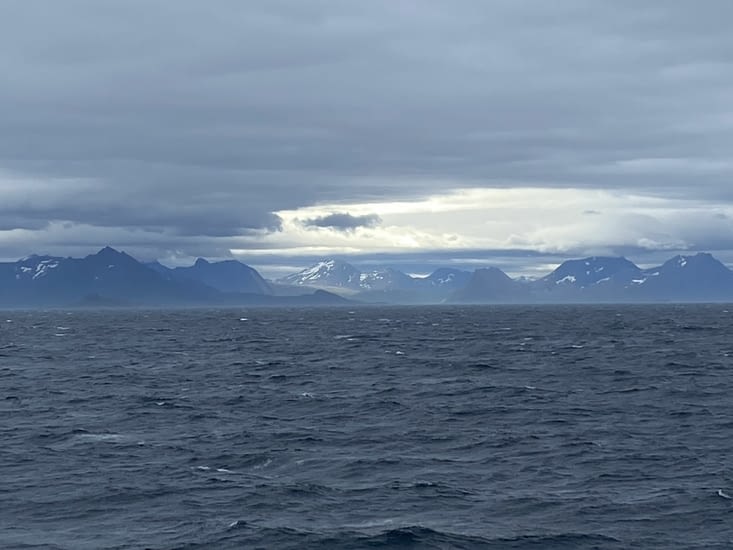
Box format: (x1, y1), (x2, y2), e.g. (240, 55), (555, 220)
(94, 246), (123, 257)
(87, 246), (137, 265)
(4, 249), (733, 306)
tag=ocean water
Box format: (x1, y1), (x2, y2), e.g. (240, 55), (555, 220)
(2, 305), (733, 549)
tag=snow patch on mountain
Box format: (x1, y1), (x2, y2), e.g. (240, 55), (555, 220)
(281, 259), (362, 289)
(280, 261), (469, 297)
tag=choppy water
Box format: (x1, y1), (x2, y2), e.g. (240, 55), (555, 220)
(2, 305), (733, 549)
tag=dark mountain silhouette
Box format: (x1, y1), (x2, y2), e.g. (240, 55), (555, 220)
(449, 267), (528, 303)
(446, 253), (733, 304)
(3, 248), (733, 306)
(150, 258), (272, 294)
(531, 256), (644, 302)
(0, 247), (217, 307)
(0, 248), (349, 307)
(630, 253), (733, 302)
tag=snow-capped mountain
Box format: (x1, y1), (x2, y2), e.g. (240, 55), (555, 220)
(358, 267), (415, 291)
(630, 253), (733, 301)
(0, 247), (218, 306)
(530, 253), (733, 301)
(420, 268), (473, 289)
(279, 260), (472, 301)
(0, 247), (349, 307)
(446, 253), (733, 303)
(12, 255), (63, 281)
(4, 248), (733, 306)
(530, 256), (644, 301)
(538, 256), (642, 288)
(280, 259), (362, 290)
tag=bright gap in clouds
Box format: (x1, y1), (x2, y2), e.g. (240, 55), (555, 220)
(230, 187), (732, 270)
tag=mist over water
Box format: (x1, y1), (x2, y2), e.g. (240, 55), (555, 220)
(2, 306), (733, 549)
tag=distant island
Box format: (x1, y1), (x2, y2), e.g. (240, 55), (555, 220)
(1, 246), (733, 307)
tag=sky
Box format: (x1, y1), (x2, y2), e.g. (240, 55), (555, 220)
(1, 1), (733, 278)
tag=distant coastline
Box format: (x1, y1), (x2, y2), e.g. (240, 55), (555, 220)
(2, 247), (733, 307)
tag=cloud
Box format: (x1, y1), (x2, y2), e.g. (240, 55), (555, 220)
(1, 1), (733, 271)
(252, 187), (733, 267)
(302, 212), (382, 231)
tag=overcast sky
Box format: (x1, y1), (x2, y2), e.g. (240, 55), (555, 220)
(1, 1), (732, 277)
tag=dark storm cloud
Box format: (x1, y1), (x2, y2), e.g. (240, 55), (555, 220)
(302, 212), (381, 231)
(1, 0), (733, 260)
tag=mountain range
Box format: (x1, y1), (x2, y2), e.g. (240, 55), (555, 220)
(279, 259), (472, 303)
(457, 253), (733, 303)
(281, 253), (733, 304)
(0, 247), (347, 308)
(1, 247), (732, 307)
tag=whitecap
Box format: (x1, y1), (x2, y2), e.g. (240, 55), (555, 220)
(348, 518), (395, 529)
(196, 465), (211, 471)
(395, 351), (405, 355)
(216, 468), (233, 473)
(253, 458), (272, 469)
(239, 318), (248, 322)
(76, 433), (124, 443)
(717, 489), (731, 499)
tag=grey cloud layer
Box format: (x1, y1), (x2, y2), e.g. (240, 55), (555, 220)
(1, 0), (733, 258)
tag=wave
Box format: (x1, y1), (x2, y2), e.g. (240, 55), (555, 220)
(183, 524), (624, 550)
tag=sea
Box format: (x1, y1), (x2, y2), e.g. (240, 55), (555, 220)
(2, 305), (733, 549)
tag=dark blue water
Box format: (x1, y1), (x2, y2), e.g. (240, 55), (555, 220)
(2, 305), (733, 549)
